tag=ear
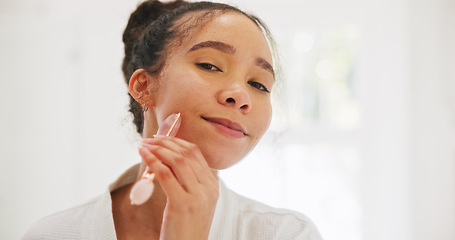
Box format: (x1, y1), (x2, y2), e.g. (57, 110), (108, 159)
(129, 69), (155, 107)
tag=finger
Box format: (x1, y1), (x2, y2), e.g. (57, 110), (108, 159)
(144, 137), (196, 160)
(143, 137), (209, 171)
(143, 137), (206, 177)
(164, 137), (218, 184)
(138, 146), (185, 198)
(142, 143), (199, 191)
(143, 137), (215, 184)
(166, 137), (209, 166)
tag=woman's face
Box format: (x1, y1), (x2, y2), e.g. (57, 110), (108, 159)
(147, 12), (274, 169)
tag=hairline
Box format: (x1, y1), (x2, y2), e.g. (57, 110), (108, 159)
(149, 9), (270, 77)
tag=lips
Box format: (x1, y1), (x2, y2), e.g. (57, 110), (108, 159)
(202, 116), (248, 137)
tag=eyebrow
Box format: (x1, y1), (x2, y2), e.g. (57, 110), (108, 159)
(188, 41), (236, 55)
(187, 40), (275, 77)
(255, 57), (275, 77)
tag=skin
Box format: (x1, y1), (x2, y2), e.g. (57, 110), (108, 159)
(111, 11), (274, 240)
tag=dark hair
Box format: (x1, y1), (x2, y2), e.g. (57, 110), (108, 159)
(122, 0), (275, 134)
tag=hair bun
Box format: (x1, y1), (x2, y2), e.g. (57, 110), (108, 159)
(122, 0), (187, 80)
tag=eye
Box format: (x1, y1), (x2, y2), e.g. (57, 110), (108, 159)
(248, 81), (270, 93)
(196, 63), (222, 72)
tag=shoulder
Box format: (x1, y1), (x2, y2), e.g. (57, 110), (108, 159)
(222, 184), (323, 240)
(22, 164), (139, 240)
(22, 193), (114, 240)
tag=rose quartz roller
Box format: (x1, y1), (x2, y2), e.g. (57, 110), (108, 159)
(130, 113), (182, 205)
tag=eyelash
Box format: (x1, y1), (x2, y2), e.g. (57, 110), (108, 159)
(248, 81), (270, 93)
(197, 63), (270, 93)
(197, 63), (221, 72)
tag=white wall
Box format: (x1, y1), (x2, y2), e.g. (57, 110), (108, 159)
(0, 1), (141, 238)
(0, 0), (454, 239)
(409, 0), (455, 239)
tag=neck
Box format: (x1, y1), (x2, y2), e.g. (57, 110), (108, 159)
(142, 110), (159, 139)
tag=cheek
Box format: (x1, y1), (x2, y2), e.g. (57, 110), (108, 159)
(253, 99), (272, 135)
(263, 105), (272, 132)
(166, 67), (207, 91)
(156, 71), (211, 113)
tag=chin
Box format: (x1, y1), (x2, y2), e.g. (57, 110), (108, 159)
(204, 151), (245, 170)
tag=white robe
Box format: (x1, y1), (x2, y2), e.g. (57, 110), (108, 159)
(23, 164), (323, 240)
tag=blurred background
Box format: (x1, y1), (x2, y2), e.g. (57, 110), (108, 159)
(1, 0), (454, 239)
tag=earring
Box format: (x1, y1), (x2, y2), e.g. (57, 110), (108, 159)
(142, 104), (149, 112)
(142, 99), (149, 112)
(137, 90), (149, 100)
(137, 77), (144, 85)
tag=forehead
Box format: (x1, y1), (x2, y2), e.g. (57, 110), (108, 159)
(171, 11), (272, 61)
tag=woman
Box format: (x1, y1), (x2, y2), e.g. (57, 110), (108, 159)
(23, 1), (322, 239)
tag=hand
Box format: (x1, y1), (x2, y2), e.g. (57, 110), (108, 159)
(139, 136), (219, 240)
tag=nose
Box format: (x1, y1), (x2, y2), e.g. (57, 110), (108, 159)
(217, 83), (252, 112)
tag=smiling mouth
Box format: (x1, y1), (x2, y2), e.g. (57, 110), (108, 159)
(202, 116), (248, 137)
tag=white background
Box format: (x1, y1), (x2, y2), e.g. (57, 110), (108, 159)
(1, 0), (454, 239)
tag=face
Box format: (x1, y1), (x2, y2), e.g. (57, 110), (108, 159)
(146, 12), (274, 169)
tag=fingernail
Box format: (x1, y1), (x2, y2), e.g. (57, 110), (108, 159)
(142, 142), (153, 148)
(142, 138), (152, 143)
(142, 138), (159, 144)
